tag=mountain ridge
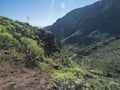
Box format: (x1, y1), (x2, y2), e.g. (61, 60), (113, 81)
(46, 0), (120, 43)
(45, 0), (120, 89)
(1, 0), (120, 89)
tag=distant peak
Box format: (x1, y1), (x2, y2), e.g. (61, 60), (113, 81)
(102, 0), (120, 3)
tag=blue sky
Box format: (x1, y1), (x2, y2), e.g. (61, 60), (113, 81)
(0, 0), (99, 26)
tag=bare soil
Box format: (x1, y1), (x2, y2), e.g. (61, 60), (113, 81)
(0, 64), (55, 90)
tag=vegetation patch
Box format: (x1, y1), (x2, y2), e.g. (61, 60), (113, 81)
(36, 61), (48, 71)
(0, 60), (10, 70)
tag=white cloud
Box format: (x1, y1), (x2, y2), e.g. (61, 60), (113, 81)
(49, 0), (55, 21)
(61, 2), (66, 17)
(61, 2), (66, 9)
(30, 19), (55, 27)
(50, 0), (55, 10)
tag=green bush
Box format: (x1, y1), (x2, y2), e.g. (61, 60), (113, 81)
(21, 37), (44, 59)
(51, 68), (85, 89)
(36, 61), (48, 71)
(90, 69), (104, 75)
(0, 32), (20, 49)
(0, 25), (6, 32)
(0, 60), (10, 70)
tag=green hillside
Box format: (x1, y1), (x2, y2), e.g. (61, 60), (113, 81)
(45, 0), (120, 89)
(0, 16), (61, 67)
(47, 0), (120, 42)
(0, 16), (60, 89)
(0, 16), (120, 90)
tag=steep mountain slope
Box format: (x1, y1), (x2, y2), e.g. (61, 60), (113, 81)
(46, 0), (120, 77)
(1, 16), (120, 90)
(46, 0), (120, 89)
(0, 16), (60, 89)
(47, 0), (120, 43)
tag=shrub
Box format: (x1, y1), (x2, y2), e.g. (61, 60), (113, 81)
(0, 32), (20, 49)
(36, 61), (48, 71)
(90, 69), (104, 75)
(0, 60), (10, 70)
(21, 37), (45, 59)
(0, 25), (6, 32)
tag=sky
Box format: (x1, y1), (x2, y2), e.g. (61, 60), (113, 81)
(0, 0), (99, 26)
